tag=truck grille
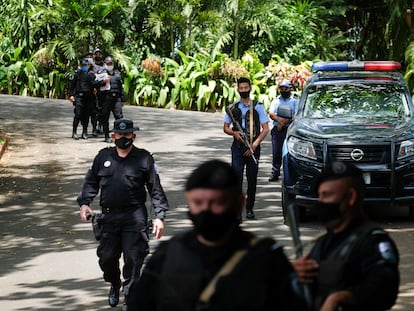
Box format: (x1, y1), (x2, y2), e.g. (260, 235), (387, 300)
(328, 145), (390, 164)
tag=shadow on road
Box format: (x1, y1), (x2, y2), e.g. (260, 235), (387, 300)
(0, 94), (412, 310)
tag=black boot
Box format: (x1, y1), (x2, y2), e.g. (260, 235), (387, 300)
(108, 285), (120, 307)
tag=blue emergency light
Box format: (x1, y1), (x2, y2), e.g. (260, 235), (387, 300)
(312, 61), (401, 72)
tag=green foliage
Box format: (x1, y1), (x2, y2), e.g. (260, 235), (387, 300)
(0, 0), (413, 107)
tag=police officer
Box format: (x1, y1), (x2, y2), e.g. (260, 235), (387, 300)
(69, 58), (97, 139)
(268, 79), (299, 181)
(96, 56), (124, 142)
(77, 118), (169, 309)
(292, 161), (400, 311)
(127, 159), (306, 311)
(223, 77), (269, 220)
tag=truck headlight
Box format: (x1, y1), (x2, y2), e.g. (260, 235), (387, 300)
(287, 136), (317, 160)
(397, 140), (414, 160)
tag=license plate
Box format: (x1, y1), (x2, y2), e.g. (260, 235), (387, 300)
(363, 172), (371, 184)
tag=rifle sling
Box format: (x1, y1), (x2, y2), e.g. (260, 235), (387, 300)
(199, 237), (261, 303)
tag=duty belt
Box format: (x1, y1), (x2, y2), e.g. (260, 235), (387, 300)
(102, 91), (119, 97)
(102, 206), (140, 214)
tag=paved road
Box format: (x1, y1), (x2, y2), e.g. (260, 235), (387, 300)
(0, 94), (413, 310)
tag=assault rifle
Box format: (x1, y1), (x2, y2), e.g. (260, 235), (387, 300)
(226, 107), (258, 165)
(285, 203), (313, 310)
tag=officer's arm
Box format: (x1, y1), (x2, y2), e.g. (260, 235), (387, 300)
(69, 72), (78, 99)
(145, 155), (169, 239)
(340, 233), (399, 310)
(321, 290), (355, 311)
(77, 155), (101, 215)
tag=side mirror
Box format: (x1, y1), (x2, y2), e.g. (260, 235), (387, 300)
(277, 105), (293, 119)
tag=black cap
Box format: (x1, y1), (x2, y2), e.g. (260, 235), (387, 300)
(110, 118), (140, 133)
(315, 161), (365, 191)
(185, 160), (240, 192)
(84, 51), (93, 57)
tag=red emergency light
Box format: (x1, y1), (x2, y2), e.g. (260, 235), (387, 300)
(312, 61), (401, 72)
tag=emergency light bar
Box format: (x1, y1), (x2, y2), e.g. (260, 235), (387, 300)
(312, 61), (401, 72)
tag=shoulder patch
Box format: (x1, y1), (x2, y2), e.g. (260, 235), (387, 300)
(378, 241), (398, 264)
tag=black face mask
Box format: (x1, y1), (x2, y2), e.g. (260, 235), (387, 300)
(115, 136), (133, 149)
(315, 201), (342, 224)
(188, 209), (239, 241)
(280, 91), (291, 99)
(239, 91), (250, 99)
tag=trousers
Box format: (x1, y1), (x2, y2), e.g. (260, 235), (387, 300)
(97, 207), (149, 295)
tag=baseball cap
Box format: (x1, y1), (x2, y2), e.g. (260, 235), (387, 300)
(110, 118), (140, 133)
(279, 80), (292, 88)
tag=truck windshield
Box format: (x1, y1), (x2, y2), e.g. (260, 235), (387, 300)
(303, 83), (411, 119)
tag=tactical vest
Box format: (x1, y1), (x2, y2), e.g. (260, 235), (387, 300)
(310, 221), (385, 310)
(156, 233), (282, 311)
(230, 101), (261, 142)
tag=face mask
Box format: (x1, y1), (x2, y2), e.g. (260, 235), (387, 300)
(105, 65), (114, 71)
(315, 201), (343, 225)
(115, 136), (133, 149)
(281, 91), (291, 99)
(188, 209), (239, 241)
(86, 58), (94, 64)
(239, 91), (250, 99)
(81, 66), (89, 72)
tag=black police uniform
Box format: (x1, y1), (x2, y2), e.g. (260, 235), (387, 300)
(77, 145), (169, 296)
(96, 69), (124, 141)
(309, 217), (399, 311)
(69, 65), (97, 138)
(127, 228), (307, 311)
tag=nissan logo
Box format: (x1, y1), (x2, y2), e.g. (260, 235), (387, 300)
(350, 148), (364, 161)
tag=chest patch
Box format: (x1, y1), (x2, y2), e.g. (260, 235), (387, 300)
(104, 160), (111, 168)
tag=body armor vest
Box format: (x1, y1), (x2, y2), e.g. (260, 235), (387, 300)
(310, 221), (384, 311)
(230, 101), (261, 142)
(156, 233), (279, 311)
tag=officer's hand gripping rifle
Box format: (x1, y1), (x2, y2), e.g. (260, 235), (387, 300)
(226, 107), (258, 165)
(286, 203), (313, 310)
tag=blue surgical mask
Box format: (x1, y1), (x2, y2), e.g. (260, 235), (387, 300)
(86, 58), (94, 64)
(105, 65), (114, 71)
(81, 66), (89, 72)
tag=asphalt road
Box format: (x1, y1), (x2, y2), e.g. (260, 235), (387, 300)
(0, 94), (413, 310)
